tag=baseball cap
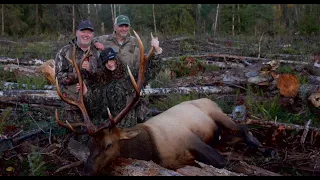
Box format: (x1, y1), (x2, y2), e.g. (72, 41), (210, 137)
(115, 15), (130, 26)
(78, 20), (94, 31)
(100, 48), (117, 65)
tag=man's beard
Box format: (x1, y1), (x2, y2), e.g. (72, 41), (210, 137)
(78, 39), (91, 48)
(117, 31), (127, 38)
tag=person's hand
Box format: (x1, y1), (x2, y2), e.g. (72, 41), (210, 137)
(94, 42), (104, 50)
(82, 60), (90, 72)
(151, 36), (162, 55)
(76, 82), (88, 95)
(151, 36), (159, 51)
(105, 60), (117, 71)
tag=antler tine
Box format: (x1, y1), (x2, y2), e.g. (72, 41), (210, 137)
(95, 30), (148, 131)
(55, 109), (87, 134)
(127, 65), (139, 94)
(133, 30), (147, 90)
(55, 44), (97, 134)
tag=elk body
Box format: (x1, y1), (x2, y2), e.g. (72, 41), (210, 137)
(55, 30), (260, 176)
(84, 97), (260, 175)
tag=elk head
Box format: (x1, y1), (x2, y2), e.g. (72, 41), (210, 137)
(55, 30), (154, 175)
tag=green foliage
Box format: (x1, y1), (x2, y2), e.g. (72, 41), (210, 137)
(297, 74), (308, 84)
(149, 92), (234, 115)
(168, 56), (205, 78)
(208, 95), (235, 114)
(4, 4), (29, 37)
(245, 84), (280, 120)
(11, 104), (30, 128)
(2, 4), (320, 39)
(276, 65), (308, 84)
(150, 92), (199, 111)
(0, 107), (13, 134)
(0, 66), (16, 82)
(179, 40), (193, 52)
(20, 42), (53, 59)
(281, 46), (299, 55)
(158, 4), (196, 36)
(202, 64), (220, 72)
(16, 75), (48, 90)
(28, 148), (46, 176)
(277, 65), (294, 74)
(244, 83), (316, 124)
(222, 4), (274, 35)
(298, 9), (320, 35)
(149, 69), (172, 88)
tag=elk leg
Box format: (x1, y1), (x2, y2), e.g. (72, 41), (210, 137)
(190, 138), (227, 168)
(207, 126), (222, 147)
(238, 125), (261, 148)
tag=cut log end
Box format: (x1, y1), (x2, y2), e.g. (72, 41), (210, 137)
(308, 92), (320, 108)
(277, 73), (300, 97)
(35, 59), (56, 85)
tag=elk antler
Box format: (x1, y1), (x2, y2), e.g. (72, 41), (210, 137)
(94, 30), (149, 132)
(55, 45), (97, 134)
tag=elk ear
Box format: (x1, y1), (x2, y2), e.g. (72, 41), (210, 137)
(119, 129), (141, 140)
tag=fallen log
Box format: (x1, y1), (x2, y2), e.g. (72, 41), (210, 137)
(0, 89), (56, 96)
(265, 53), (310, 61)
(203, 60), (245, 68)
(236, 119), (320, 132)
(1, 81), (55, 90)
(103, 158), (184, 176)
(177, 161), (246, 176)
(105, 158), (247, 176)
(0, 90), (62, 106)
(66, 139), (245, 176)
(4, 64), (38, 74)
(227, 161), (282, 176)
(0, 57), (44, 66)
(143, 86), (235, 96)
(162, 54), (309, 65)
(0, 39), (19, 44)
(308, 75), (320, 85)
(0, 86), (236, 106)
(207, 42), (242, 50)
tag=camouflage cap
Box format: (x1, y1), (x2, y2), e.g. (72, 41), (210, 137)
(115, 15), (130, 26)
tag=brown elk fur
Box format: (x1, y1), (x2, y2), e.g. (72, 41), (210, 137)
(84, 98), (256, 175)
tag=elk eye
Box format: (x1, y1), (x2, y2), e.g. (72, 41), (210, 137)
(105, 143), (112, 150)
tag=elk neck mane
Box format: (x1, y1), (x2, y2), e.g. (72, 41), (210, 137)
(118, 124), (161, 164)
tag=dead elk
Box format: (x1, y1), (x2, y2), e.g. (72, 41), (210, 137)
(55, 30), (261, 176)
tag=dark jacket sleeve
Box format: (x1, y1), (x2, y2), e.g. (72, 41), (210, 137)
(54, 46), (77, 86)
(144, 51), (162, 86)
